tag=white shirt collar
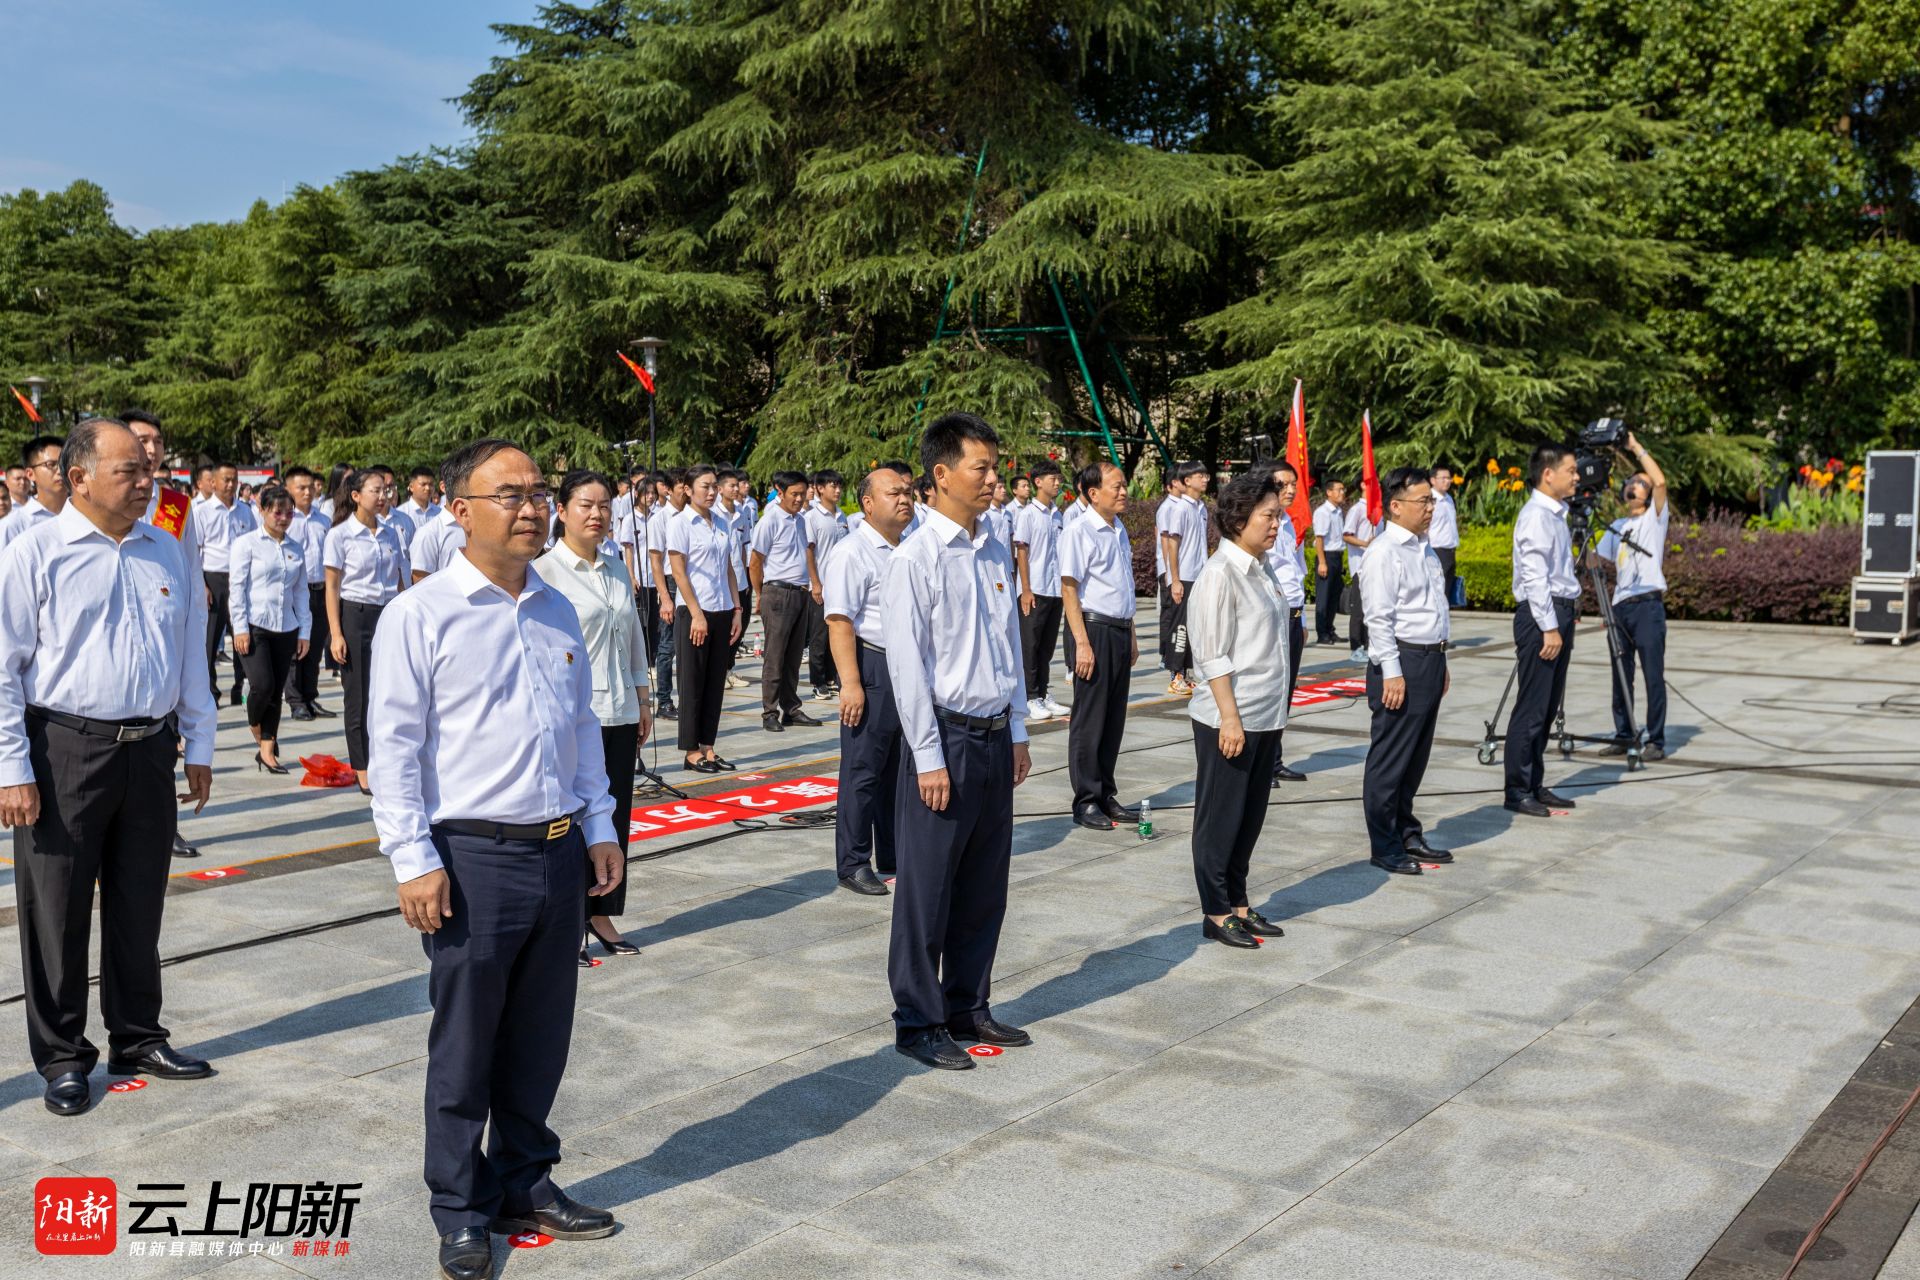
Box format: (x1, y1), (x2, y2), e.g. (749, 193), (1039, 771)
(856, 519), (898, 551)
(1526, 488), (1567, 517)
(1216, 537), (1262, 575)
(446, 548), (547, 602)
(923, 506), (991, 550)
(1381, 520), (1419, 547)
(57, 501), (153, 545)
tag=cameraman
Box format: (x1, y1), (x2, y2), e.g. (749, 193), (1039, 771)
(1503, 443), (1581, 818)
(1589, 434), (1669, 761)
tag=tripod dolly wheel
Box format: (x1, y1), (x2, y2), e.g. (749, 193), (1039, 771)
(1477, 742), (1497, 766)
(1626, 748), (1643, 772)
(1558, 735), (1574, 759)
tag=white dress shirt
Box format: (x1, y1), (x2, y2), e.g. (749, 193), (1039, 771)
(751, 504), (814, 587)
(805, 500), (848, 562)
(288, 508), (326, 585)
(401, 498), (442, 527)
(0, 498), (57, 551)
(191, 496), (257, 572)
(0, 505), (217, 785)
(882, 507), (1030, 772)
(368, 552), (618, 883)
(1312, 500), (1345, 552)
(666, 506), (739, 611)
(409, 509), (466, 578)
(381, 508), (416, 552)
(1360, 521), (1450, 678)
(1267, 514), (1308, 609)
(1013, 501), (1064, 596)
(1428, 491), (1459, 549)
(229, 529), (313, 640)
(1186, 538), (1292, 733)
(647, 505), (683, 593)
(1512, 489), (1579, 630)
(324, 517), (407, 605)
(823, 520), (898, 647)
(314, 495), (334, 522)
(1343, 502), (1381, 574)
(1599, 504), (1670, 603)
(717, 501), (752, 584)
(1158, 494), (1210, 582)
(536, 543), (649, 725)
(1059, 511), (1136, 619)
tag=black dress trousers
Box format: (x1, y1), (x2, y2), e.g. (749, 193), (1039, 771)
(888, 718), (1013, 1040)
(203, 570), (243, 699)
(759, 582), (809, 718)
(286, 583), (330, 710)
(1504, 597), (1578, 801)
(238, 628), (298, 740)
(806, 596), (833, 688)
(1273, 611), (1305, 767)
(1189, 722), (1282, 916)
(592, 720), (640, 916)
(422, 823), (587, 1235)
(1611, 594), (1668, 748)
(339, 600), (383, 770)
(675, 606), (732, 751)
(1434, 546), (1459, 604)
(1363, 648), (1446, 860)
(1020, 595), (1063, 700)
(1067, 619), (1131, 812)
(12, 717), (177, 1079)
(835, 644), (902, 879)
(1315, 550), (1346, 643)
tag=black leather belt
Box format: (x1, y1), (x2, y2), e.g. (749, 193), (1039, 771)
(435, 812), (583, 843)
(1290, 607), (1303, 619)
(935, 706), (1010, 731)
(27, 706), (169, 743)
(1081, 610), (1131, 629)
(766, 580), (810, 592)
(859, 639), (886, 655)
(1399, 640), (1447, 654)
(1619, 590), (1665, 605)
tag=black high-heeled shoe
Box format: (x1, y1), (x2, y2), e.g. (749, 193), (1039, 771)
(587, 923), (641, 957)
(254, 753), (290, 776)
(357, 783), (372, 796)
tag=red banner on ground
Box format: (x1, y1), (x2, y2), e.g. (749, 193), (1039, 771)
(1291, 676), (1368, 707)
(630, 776), (838, 842)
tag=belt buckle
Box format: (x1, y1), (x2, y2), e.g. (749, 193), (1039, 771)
(116, 723), (143, 743)
(545, 817), (571, 841)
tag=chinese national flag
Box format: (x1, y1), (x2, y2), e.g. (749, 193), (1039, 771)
(1360, 409), (1383, 525)
(616, 351), (656, 395)
(1285, 378), (1312, 543)
(10, 385), (41, 423)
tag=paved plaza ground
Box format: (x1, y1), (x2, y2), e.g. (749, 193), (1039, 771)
(3, 610), (1919, 1279)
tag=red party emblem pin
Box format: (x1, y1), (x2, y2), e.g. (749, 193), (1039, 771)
(508, 1233), (552, 1249)
(188, 867), (245, 881)
(966, 1045), (1002, 1058)
(107, 1079), (147, 1094)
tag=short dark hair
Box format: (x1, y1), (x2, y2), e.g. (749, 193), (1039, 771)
(282, 465), (315, 482)
(1321, 476), (1346, 492)
(913, 474), (933, 499)
(257, 483), (293, 513)
(664, 467), (690, 488)
(1074, 460), (1118, 497)
(191, 463), (211, 484)
(1527, 442), (1574, 489)
(771, 469), (807, 493)
(213, 461), (238, 474)
(684, 463), (718, 488)
(119, 406), (162, 434)
(1268, 459), (1298, 482)
(23, 434), (63, 465)
(1214, 471), (1280, 541)
(409, 465), (436, 483)
(810, 468), (843, 489)
(1027, 459), (1062, 483)
(1011, 473), (1032, 491)
(920, 411), (999, 477)
(370, 463), (396, 479)
(1429, 463), (1452, 479)
(1170, 459), (1209, 486)
(440, 438), (524, 504)
(1383, 465), (1429, 500)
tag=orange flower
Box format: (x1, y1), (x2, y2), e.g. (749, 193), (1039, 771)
(1846, 477), (1863, 492)
(1486, 459), (1500, 474)
(1506, 466), (1522, 479)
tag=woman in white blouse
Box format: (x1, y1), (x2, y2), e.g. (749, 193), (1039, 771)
(538, 471), (654, 964)
(229, 484), (312, 775)
(324, 470), (408, 793)
(1186, 471), (1292, 949)
(665, 464), (743, 774)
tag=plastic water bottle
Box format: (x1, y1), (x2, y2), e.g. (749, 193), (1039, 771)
(1136, 799), (1153, 842)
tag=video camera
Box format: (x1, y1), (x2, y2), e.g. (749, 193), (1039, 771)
(1570, 416), (1628, 521)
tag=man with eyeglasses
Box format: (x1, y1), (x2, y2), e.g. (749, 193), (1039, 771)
(0, 436), (68, 552)
(368, 439), (625, 1280)
(1360, 466), (1453, 875)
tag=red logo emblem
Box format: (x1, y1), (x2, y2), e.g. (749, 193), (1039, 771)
(508, 1232), (553, 1249)
(34, 1177), (116, 1255)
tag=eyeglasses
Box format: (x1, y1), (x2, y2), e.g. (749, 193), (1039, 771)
(461, 489), (552, 512)
(1393, 494), (1438, 506)
(28, 459), (60, 473)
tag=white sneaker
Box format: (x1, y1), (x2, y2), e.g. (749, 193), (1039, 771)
(723, 672), (747, 689)
(1350, 647), (1368, 663)
(1026, 698), (1052, 721)
(1041, 695), (1070, 718)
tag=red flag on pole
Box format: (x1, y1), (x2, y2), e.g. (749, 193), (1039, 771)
(1285, 378), (1312, 543)
(1360, 409), (1383, 525)
(615, 351), (656, 395)
(10, 386), (42, 424)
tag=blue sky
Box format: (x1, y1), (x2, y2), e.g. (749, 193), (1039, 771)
(0, 0), (540, 229)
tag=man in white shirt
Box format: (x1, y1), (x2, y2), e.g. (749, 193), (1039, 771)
(1343, 485), (1382, 663)
(713, 470), (752, 688)
(1504, 443), (1582, 817)
(1265, 461), (1310, 782)
(1428, 464), (1460, 605)
(647, 469), (689, 717)
(3, 462), (28, 514)
(751, 470), (825, 733)
(1014, 460), (1068, 720)
(0, 434), (69, 554)
(1361, 466), (1453, 874)
(1060, 460), (1138, 830)
(368, 438), (624, 1279)
(884, 412), (1033, 1071)
(1156, 461), (1211, 694)
(279, 466), (337, 721)
(191, 461), (259, 706)
(804, 469), (849, 698)
(825, 463), (914, 894)
(1593, 434), (1670, 760)
(0, 418), (217, 1115)
(1310, 481), (1349, 648)
(400, 465), (442, 526)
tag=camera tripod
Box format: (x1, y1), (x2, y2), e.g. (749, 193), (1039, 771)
(1474, 511), (1649, 772)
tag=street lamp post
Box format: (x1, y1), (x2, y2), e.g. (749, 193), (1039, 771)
(629, 338), (666, 475)
(22, 375), (49, 411)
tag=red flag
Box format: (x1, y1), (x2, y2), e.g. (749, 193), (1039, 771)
(10, 385), (41, 424)
(615, 351), (656, 395)
(1285, 378), (1312, 543)
(1360, 409), (1383, 525)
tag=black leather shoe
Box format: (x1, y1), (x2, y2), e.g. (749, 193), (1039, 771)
(289, 704), (316, 722)
(172, 833), (200, 859)
(489, 1188), (615, 1240)
(1403, 838), (1454, 864)
(838, 868), (890, 895)
(1072, 806), (1114, 831)
(897, 1028), (974, 1070)
(1100, 799), (1139, 824)
(1504, 796), (1553, 818)
(229, 687), (244, 707)
(1596, 742), (1629, 756)
(578, 939), (595, 968)
(1238, 909), (1285, 937)
(762, 712), (784, 733)
(1370, 852), (1424, 875)
(1643, 744), (1666, 761)
(656, 699), (677, 720)
(309, 701), (338, 718)
(784, 709), (822, 727)
(1535, 788), (1576, 809)
(438, 1226), (492, 1280)
(1203, 917), (1261, 948)
(107, 1044), (212, 1079)
(1271, 763), (1306, 783)
(44, 1071), (90, 1117)
(949, 1015), (1031, 1047)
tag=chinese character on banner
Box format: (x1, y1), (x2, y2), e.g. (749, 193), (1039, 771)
(770, 781), (836, 799)
(34, 1177), (117, 1255)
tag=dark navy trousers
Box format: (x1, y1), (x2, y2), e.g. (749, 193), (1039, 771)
(1611, 594), (1667, 747)
(1505, 597), (1577, 802)
(1363, 649), (1446, 859)
(421, 825), (586, 1234)
(888, 718), (1013, 1041)
(835, 645), (902, 879)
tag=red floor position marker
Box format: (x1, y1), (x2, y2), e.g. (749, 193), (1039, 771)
(188, 867), (246, 882)
(507, 1233), (553, 1249)
(1420, 862), (1443, 871)
(585, 958), (602, 968)
(107, 1079), (148, 1093)
(966, 1045), (1003, 1058)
